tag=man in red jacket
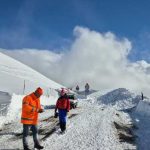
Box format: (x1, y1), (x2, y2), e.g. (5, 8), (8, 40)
(55, 88), (70, 133)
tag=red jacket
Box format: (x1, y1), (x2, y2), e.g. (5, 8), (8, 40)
(56, 96), (70, 112)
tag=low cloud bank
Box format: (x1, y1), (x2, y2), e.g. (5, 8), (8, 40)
(1, 26), (150, 96)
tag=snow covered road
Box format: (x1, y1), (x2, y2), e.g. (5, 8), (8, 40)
(0, 97), (136, 150)
(43, 101), (136, 150)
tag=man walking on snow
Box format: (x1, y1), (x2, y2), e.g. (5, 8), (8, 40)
(55, 88), (70, 133)
(21, 87), (44, 150)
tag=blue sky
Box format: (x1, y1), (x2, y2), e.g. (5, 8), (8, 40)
(0, 0), (150, 61)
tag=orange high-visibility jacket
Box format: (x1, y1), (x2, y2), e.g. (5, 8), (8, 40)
(21, 93), (41, 125)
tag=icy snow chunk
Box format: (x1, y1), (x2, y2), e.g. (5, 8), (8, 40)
(97, 88), (141, 110)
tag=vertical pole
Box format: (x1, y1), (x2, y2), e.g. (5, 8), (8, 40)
(23, 80), (25, 95)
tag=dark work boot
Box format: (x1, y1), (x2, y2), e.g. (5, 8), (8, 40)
(34, 144), (44, 149)
(24, 146), (32, 150)
(60, 122), (63, 132)
(60, 122), (66, 134)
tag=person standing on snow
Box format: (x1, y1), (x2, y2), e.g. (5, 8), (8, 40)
(85, 83), (90, 94)
(141, 92), (144, 100)
(21, 87), (44, 150)
(76, 85), (79, 92)
(54, 89), (70, 133)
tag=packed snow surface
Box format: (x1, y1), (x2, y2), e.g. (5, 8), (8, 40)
(44, 101), (135, 150)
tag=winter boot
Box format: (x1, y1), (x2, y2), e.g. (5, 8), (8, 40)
(60, 122), (63, 132)
(24, 146), (32, 150)
(34, 144), (44, 149)
(59, 122), (66, 134)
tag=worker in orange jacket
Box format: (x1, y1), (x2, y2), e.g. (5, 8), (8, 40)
(21, 87), (44, 150)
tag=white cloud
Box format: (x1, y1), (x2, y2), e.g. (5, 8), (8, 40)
(1, 26), (150, 97)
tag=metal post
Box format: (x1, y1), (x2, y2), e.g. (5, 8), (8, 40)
(23, 80), (25, 94)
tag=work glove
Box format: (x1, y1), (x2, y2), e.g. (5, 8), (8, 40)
(37, 108), (44, 113)
(54, 112), (58, 118)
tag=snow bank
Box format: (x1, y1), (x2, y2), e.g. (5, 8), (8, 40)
(135, 100), (150, 116)
(41, 95), (58, 106)
(132, 100), (150, 149)
(96, 88), (141, 110)
(5, 94), (23, 122)
(0, 91), (11, 104)
(0, 92), (58, 129)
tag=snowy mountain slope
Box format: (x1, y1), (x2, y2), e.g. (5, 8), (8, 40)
(92, 88), (141, 110)
(0, 51), (63, 95)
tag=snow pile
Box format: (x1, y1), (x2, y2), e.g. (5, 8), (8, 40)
(5, 94), (23, 123)
(87, 90), (102, 103)
(0, 91), (11, 104)
(97, 88), (141, 110)
(87, 88), (115, 100)
(135, 100), (150, 116)
(0, 92), (59, 129)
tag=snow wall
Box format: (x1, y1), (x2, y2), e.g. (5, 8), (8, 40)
(0, 91), (58, 129)
(135, 100), (150, 116)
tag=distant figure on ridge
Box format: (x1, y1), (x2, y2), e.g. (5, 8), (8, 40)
(76, 85), (79, 92)
(141, 92), (144, 100)
(85, 83), (90, 95)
